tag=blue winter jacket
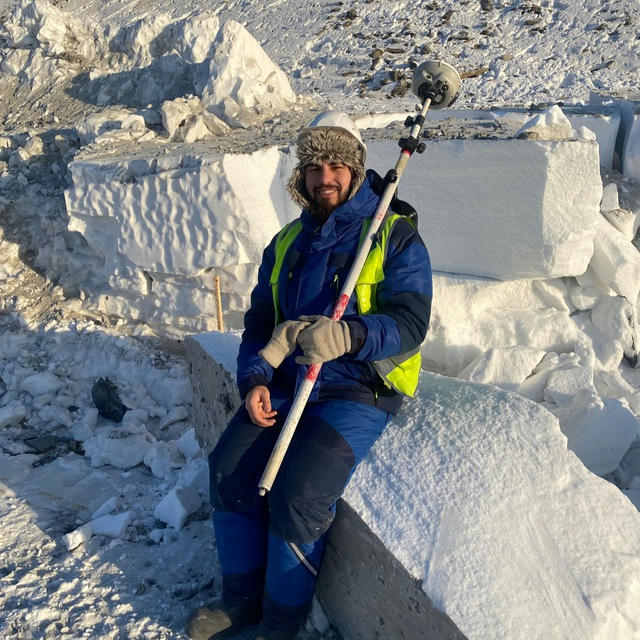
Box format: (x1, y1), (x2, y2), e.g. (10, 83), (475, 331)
(237, 170), (433, 414)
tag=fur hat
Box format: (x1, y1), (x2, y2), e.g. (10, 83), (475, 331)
(287, 128), (366, 210)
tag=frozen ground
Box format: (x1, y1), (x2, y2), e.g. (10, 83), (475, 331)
(1, 0), (640, 638)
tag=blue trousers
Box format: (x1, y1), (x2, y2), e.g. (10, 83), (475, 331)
(209, 389), (390, 629)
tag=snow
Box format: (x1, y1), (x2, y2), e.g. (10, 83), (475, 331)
(1, 0), (640, 637)
(344, 372), (640, 640)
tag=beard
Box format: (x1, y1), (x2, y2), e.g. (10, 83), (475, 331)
(309, 200), (334, 224)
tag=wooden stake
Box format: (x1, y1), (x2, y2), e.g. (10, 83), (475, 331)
(214, 275), (224, 332)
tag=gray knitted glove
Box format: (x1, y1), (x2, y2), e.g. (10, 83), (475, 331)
(295, 315), (352, 365)
(259, 319), (311, 368)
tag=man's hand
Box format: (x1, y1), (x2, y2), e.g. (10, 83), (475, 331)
(259, 319), (311, 368)
(295, 315), (352, 364)
(245, 385), (277, 427)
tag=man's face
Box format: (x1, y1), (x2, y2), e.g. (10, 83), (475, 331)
(304, 162), (353, 214)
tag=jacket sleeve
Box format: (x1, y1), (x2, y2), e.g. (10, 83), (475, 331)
(344, 218), (432, 361)
(236, 234), (278, 398)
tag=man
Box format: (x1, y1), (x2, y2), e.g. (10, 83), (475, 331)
(187, 111), (432, 640)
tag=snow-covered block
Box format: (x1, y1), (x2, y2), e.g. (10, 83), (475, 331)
(90, 511), (132, 538)
(457, 346), (545, 392)
(66, 144), (297, 277)
(184, 333), (242, 455)
(161, 97), (229, 142)
(342, 372), (640, 640)
(556, 398), (640, 475)
(368, 138), (602, 280)
(77, 109), (141, 145)
(590, 216), (640, 302)
(177, 428), (202, 460)
(20, 371), (62, 396)
(0, 401), (26, 427)
(82, 424), (156, 469)
(154, 486), (201, 530)
(516, 105), (573, 140)
(202, 20), (298, 127)
(425, 274), (581, 376)
(624, 112), (640, 183)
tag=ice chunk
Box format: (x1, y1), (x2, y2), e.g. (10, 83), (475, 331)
(71, 407), (98, 442)
(0, 401), (26, 427)
(176, 457), (209, 499)
(154, 486), (202, 530)
(544, 366), (597, 407)
(591, 296), (636, 358)
(458, 346), (545, 392)
(20, 372), (62, 396)
(159, 406), (189, 429)
(62, 523), (93, 551)
(38, 404), (73, 427)
(516, 105), (574, 140)
(82, 424), (156, 469)
(601, 183), (620, 211)
(143, 441), (175, 480)
(590, 217), (640, 302)
(177, 428), (202, 460)
(91, 496), (119, 519)
(90, 511), (132, 538)
(559, 398), (640, 475)
(517, 352), (581, 402)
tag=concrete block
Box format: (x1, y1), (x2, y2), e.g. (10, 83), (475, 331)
(317, 500), (467, 640)
(184, 334), (241, 455)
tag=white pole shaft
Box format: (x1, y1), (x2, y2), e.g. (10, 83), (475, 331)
(258, 98), (433, 496)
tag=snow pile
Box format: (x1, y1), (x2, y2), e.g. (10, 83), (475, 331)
(0, 0), (105, 87)
(0, 1), (307, 135)
(201, 20), (300, 128)
(345, 371), (640, 640)
(515, 104), (574, 140)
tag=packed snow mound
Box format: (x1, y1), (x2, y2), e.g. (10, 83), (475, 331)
(516, 104), (574, 140)
(202, 20), (301, 128)
(345, 372), (640, 640)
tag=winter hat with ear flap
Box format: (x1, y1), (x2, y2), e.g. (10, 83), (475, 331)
(287, 111), (367, 210)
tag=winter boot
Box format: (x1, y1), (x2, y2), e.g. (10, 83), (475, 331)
(185, 598), (261, 640)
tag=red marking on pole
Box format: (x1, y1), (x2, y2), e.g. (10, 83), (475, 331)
(332, 294), (350, 320)
(305, 363), (321, 381)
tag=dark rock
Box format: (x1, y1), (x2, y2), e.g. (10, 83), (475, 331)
(91, 377), (127, 423)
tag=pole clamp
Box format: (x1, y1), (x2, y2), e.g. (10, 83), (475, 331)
(399, 137), (426, 154)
